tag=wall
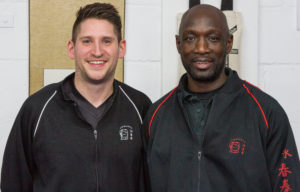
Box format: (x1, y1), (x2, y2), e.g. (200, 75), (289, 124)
(0, 0), (299, 175)
(259, 0), (300, 150)
(0, 0), (28, 171)
(124, 0), (162, 101)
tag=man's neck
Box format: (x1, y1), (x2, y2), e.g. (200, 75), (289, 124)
(74, 76), (114, 108)
(187, 72), (227, 93)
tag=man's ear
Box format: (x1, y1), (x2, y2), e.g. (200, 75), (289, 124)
(118, 39), (126, 59)
(226, 34), (234, 54)
(175, 35), (182, 53)
(67, 40), (75, 59)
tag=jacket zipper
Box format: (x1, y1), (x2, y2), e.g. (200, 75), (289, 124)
(94, 129), (99, 192)
(72, 102), (100, 192)
(198, 151), (201, 192)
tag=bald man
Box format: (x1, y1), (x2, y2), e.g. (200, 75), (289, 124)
(142, 4), (300, 192)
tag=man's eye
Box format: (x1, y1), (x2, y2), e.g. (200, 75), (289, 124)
(208, 36), (220, 42)
(103, 39), (111, 44)
(185, 36), (195, 41)
(82, 39), (91, 44)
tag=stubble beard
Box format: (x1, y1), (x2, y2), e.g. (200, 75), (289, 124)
(182, 56), (226, 83)
(75, 61), (117, 86)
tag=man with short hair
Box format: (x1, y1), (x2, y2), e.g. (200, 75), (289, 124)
(143, 4), (299, 192)
(1, 3), (151, 192)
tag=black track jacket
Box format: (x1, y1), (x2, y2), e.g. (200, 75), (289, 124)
(143, 70), (300, 192)
(1, 74), (152, 192)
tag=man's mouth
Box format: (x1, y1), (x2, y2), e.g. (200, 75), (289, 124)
(88, 60), (106, 65)
(192, 58), (213, 70)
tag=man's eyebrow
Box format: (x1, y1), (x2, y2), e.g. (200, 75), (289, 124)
(102, 36), (115, 39)
(182, 30), (196, 35)
(182, 29), (222, 35)
(78, 36), (91, 39)
(78, 35), (116, 39)
(207, 29), (222, 34)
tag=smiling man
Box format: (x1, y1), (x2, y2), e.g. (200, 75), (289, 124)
(143, 4), (299, 192)
(1, 3), (151, 192)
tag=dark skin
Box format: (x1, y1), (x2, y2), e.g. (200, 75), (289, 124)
(176, 4), (233, 93)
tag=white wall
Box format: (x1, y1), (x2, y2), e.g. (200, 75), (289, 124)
(124, 0), (162, 101)
(0, 0), (299, 173)
(0, 0), (28, 172)
(259, 0), (300, 151)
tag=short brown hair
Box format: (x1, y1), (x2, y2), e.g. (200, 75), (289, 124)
(72, 3), (122, 43)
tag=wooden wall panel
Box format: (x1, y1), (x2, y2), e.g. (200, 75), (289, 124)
(29, 0), (125, 94)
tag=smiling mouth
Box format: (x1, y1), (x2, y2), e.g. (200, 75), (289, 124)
(88, 60), (106, 65)
(192, 59), (213, 70)
(194, 61), (211, 65)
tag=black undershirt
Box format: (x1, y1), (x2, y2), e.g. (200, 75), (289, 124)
(65, 77), (114, 130)
(181, 69), (233, 146)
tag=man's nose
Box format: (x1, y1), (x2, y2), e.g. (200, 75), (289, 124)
(194, 38), (210, 54)
(92, 42), (104, 57)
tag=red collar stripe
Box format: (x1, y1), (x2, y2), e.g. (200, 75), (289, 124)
(148, 86), (178, 136)
(243, 84), (269, 130)
(245, 81), (261, 90)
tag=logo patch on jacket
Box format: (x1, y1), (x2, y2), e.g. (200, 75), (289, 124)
(229, 138), (246, 155)
(119, 125), (133, 141)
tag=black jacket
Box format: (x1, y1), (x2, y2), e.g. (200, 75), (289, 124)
(1, 74), (152, 192)
(143, 71), (300, 192)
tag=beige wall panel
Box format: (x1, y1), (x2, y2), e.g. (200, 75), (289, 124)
(30, 0), (125, 94)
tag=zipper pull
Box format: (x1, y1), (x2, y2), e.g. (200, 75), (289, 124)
(94, 129), (98, 140)
(198, 151), (202, 160)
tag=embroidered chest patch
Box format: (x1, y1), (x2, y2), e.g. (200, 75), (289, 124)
(119, 125), (133, 141)
(229, 138), (246, 155)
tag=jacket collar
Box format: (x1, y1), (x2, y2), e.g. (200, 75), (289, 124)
(60, 73), (75, 101)
(59, 73), (118, 102)
(178, 68), (243, 95)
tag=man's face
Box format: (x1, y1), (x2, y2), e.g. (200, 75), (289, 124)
(176, 9), (232, 83)
(67, 18), (126, 84)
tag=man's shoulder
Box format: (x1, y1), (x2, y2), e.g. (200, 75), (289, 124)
(155, 86), (178, 104)
(148, 86), (179, 115)
(242, 81), (279, 107)
(115, 80), (151, 104)
(115, 80), (152, 118)
(242, 81), (288, 126)
(23, 83), (61, 111)
(12, 82), (62, 128)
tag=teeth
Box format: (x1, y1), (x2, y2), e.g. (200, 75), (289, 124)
(89, 61), (105, 64)
(196, 61), (209, 64)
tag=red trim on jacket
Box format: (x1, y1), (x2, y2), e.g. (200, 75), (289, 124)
(148, 86), (178, 136)
(243, 84), (269, 129)
(245, 81), (261, 90)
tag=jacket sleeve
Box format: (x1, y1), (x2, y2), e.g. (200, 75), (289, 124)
(141, 106), (156, 192)
(1, 102), (35, 192)
(265, 101), (300, 192)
